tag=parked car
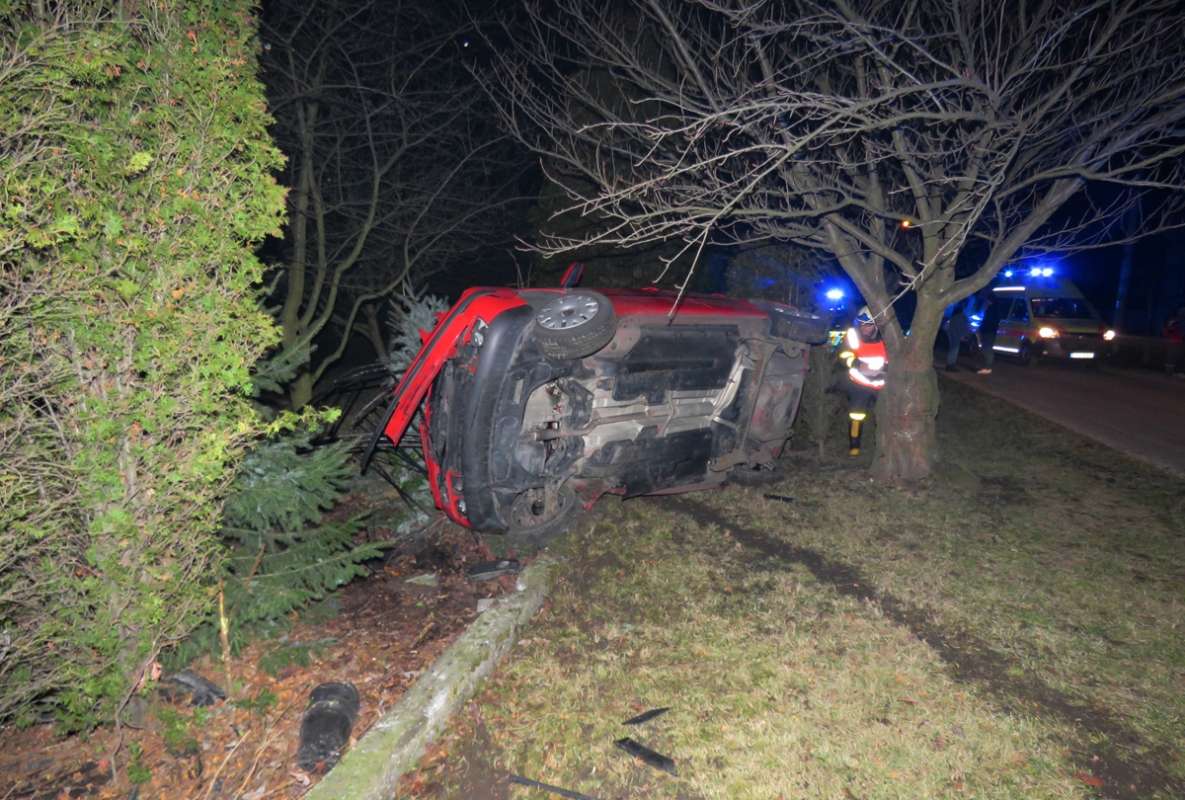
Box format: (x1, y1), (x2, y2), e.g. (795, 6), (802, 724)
(983, 276), (1115, 365)
(364, 269), (829, 548)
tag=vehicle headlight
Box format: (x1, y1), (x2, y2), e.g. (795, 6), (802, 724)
(1038, 326), (1059, 339)
(1103, 330), (1116, 341)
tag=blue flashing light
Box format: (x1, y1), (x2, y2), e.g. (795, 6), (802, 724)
(1003, 270), (1014, 278)
(1029, 266), (1054, 277)
(825, 288), (845, 301)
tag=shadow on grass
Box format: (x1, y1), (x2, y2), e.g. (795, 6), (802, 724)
(658, 495), (1184, 800)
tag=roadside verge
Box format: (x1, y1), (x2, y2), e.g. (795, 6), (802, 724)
(305, 553), (561, 800)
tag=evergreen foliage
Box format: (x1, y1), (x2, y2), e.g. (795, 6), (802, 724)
(0, 0), (285, 728)
(176, 430), (380, 662)
(384, 290), (449, 375)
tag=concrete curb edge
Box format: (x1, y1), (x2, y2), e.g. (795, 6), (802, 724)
(305, 554), (561, 800)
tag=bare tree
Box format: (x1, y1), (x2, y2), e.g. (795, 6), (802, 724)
(262, 0), (528, 408)
(488, 0), (1185, 480)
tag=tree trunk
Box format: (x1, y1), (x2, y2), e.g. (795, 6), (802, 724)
(870, 317), (941, 482)
(289, 371), (313, 410)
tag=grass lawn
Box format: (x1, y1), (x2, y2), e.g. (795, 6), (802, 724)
(401, 376), (1185, 800)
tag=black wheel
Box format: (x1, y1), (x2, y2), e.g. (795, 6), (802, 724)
(729, 458), (786, 486)
(1017, 341), (1032, 366)
(534, 291), (617, 360)
(752, 302), (830, 344)
(964, 336), (979, 358)
(504, 483), (583, 551)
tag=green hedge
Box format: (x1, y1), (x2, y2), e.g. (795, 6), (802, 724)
(0, 0), (285, 729)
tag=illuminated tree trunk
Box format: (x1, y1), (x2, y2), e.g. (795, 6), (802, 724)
(872, 336), (940, 482)
(870, 303), (944, 482)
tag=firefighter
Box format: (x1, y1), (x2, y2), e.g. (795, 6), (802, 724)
(837, 307), (886, 455)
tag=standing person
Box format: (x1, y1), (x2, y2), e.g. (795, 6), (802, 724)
(842, 307), (885, 456)
(977, 292), (1002, 374)
(1164, 304), (1185, 376)
(944, 301), (971, 372)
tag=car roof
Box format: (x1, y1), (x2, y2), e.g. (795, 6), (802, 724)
(992, 276), (1086, 300)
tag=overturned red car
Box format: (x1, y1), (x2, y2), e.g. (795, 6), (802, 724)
(366, 269), (828, 548)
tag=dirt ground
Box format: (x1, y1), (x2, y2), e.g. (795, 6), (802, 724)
(0, 497), (517, 800)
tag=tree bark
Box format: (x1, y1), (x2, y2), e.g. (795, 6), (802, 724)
(871, 342), (939, 482)
(870, 306), (943, 482)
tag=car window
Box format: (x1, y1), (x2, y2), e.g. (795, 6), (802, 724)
(1009, 299), (1029, 321)
(1030, 297), (1094, 319)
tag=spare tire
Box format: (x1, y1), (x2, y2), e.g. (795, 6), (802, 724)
(748, 300), (830, 345)
(534, 291), (617, 360)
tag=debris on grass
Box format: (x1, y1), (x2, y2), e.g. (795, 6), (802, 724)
(167, 669), (226, 707)
(621, 707), (669, 726)
(762, 493), (797, 504)
(466, 558), (521, 581)
(508, 773), (600, 799)
(614, 737), (678, 776)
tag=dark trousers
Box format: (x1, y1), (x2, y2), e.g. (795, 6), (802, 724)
(980, 331), (997, 367)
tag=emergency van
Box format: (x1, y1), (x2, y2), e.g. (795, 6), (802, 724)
(984, 274), (1116, 365)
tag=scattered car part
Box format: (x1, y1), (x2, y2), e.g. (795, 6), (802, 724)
(168, 669), (226, 707)
(508, 774), (599, 800)
(297, 682), (360, 773)
(728, 458), (786, 486)
(614, 737), (678, 775)
(622, 707), (670, 726)
(466, 558), (521, 581)
(763, 493), (797, 504)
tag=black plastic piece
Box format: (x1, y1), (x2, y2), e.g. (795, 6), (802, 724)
(297, 682), (360, 773)
(508, 775), (599, 800)
(168, 669), (226, 707)
(622, 707), (669, 726)
(465, 558), (521, 581)
(614, 737), (678, 775)
(612, 325), (739, 401)
(763, 493), (797, 504)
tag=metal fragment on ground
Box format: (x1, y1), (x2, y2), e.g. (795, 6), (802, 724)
(763, 493), (797, 504)
(622, 707), (670, 726)
(614, 737), (678, 775)
(508, 774), (599, 799)
(167, 669), (226, 707)
(466, 558), (521, 581)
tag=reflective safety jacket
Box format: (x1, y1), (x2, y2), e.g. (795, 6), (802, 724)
(840, 327), (887, 390)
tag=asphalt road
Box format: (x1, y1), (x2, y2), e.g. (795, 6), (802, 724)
(939, 355), (1185, 477)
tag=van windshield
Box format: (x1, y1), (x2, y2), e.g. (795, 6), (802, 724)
(1030, 297), (1095, 320)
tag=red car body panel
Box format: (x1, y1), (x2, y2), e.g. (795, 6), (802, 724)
(381, 287), (527, 455)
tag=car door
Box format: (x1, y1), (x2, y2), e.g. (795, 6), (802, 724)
(995, 297), (1028, 355)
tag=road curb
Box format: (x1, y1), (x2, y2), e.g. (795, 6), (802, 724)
(305, 554), (561, 800)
